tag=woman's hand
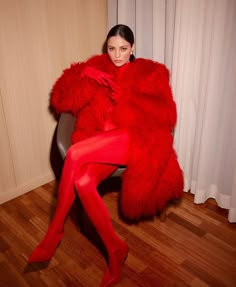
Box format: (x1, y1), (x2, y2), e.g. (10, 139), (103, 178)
(81, 66), (113, 86)
(80, 66), (119, 100)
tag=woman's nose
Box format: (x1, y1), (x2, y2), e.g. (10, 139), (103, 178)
(115, 49), (120, 58)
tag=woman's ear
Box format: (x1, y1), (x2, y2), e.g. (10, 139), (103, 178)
(131, 43), (135, 54)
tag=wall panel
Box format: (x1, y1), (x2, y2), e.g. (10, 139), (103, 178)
(0, 0), (107, 203)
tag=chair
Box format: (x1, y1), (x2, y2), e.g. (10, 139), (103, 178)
(56, 113), (125, 176)
(56, 113), (167, 222)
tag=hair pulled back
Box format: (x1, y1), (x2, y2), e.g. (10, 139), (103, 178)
(105, 24), (135, 62)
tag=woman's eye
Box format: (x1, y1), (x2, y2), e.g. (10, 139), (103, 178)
(121, 47), (127, 51)
(108, 47), (114, 51)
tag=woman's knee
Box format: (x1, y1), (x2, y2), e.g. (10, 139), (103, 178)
(74, 172), (96, 197)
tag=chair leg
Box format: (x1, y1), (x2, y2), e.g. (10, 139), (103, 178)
(159, 198), (182, 222)
(160, 206), (167, 222)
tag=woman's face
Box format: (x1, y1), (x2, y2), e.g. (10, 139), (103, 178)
(107, 35), (134, 67)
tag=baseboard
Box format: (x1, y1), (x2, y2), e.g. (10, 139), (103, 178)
(0, 172), (55, 204)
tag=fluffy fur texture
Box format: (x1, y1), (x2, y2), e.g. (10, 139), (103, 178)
(51, 54), (184, 220)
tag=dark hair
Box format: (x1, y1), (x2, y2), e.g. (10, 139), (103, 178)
(105, 24), (135, 62)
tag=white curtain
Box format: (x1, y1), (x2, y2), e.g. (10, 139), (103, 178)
(107, 0), (236, 223)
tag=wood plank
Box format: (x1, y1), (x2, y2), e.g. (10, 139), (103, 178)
(0, 180), (236, 287)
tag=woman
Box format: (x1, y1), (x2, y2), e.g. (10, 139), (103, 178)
(28, 24), (184, 287)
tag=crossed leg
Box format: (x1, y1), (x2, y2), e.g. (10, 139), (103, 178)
(28, 128), (130, 286)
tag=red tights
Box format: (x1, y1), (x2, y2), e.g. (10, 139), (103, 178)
(28, 128), (130, 287)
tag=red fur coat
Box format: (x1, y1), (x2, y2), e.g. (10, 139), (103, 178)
(51, 54), (184, 220)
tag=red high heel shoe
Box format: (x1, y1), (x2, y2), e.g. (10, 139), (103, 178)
(100, 242), (129, 287)
(28, 231), (64, 263)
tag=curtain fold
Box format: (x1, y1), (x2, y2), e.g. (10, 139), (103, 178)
(107, 0), (236, 222)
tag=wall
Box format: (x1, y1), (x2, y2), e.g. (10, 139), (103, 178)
(0, 0), (107, 203)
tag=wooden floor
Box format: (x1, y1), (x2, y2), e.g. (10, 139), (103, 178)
(0, 179), (236, 287)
